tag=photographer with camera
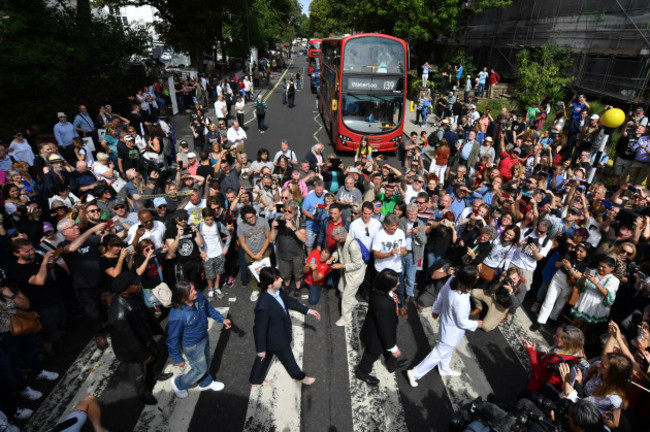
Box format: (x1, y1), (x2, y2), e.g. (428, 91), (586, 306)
(557, 350), (632, 430)
(270, 199), (306, 296)
(470, 267), (526, 332)
(510, 220), (554, 294)
(164, 210), (205, 288)
(521, 325), (585, 398)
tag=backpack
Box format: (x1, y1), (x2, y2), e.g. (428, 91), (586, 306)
(355, 238), (371, 262)
(288, 84), (296, 95)
(255, 101), (266, 116)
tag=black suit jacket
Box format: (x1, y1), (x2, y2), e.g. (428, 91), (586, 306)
(253, 290), (309, 353)
(360, 291), (399, 355)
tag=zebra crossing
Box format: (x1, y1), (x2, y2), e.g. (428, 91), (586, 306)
(21, 293), (553, 432)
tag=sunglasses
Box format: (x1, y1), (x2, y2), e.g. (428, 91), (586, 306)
(114, 205), (126, 210)
(619, 250), (633, 255)
(158, 205), (167, 208)
(281, 196), (289, 200)
(352, 212), (360, 216)
(87, 209), (100, 213)
(536, 229), (547, 234)
(144, 247), (154, 252)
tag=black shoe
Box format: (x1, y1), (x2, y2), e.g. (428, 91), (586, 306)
(529, 322), (541, 332)
(387, 358), (408, 373)
(355, 368), (379, 386)
(155, 372), (174, 382)
(141, 393), (158, 405)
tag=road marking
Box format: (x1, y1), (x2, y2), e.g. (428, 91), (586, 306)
(417, 308), (494, 410)
(243, 311), (305, 432)
(134, 307), (229, 432)
(263, 58), (294, 103)
(24, 338), (119, 432)
(344, 304), (408, 431)
(312, 113), (323, 143)
(497, 307), (549, 372)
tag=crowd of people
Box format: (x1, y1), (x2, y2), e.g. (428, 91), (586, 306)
(1, 65), (650, 431)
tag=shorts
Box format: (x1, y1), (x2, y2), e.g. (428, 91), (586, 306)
(204, 255), (226, 280)
(305, 229), (318, 248)
(45, 410), (87, 432)
(278, 254), (305, 282)
(614, 158), (633, 177)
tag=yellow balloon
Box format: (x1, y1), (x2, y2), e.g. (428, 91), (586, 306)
(601, 108), (626, 128)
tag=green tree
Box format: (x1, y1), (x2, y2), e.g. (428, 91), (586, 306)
(0, 0), (149, 137)
(515, 44), (574, 107)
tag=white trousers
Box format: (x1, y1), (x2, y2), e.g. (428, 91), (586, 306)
(412, 340), (456, 379)
(537, 274), (571, 324)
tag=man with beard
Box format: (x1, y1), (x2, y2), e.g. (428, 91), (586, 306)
(43, 154), (72, 197)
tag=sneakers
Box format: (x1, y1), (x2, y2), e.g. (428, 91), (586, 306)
(14, 407), (33, 420)
(406, 369), (419, 387)
(207, 289), (215, 298)
(250, 291), (259, 302)
(215, 289), (224, 299)
(19, 386), (42, 401)
(335, 317), (351, 327)
(171, 377), (188, 398)
(36, 370), (59, 381)
(198, 380), (225, 392)
(224, 277), (234, 289)
(439, 369), (462, 377)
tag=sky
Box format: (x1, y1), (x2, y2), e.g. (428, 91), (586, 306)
(299, 0), (310, 15)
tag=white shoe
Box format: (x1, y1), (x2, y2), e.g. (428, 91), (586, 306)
(250, 291), (259, 302)
(406, 369), (419, 387)
(36, 370), (59, 381)
(199, 380), (225, 392)
(207, 289), (215, 298)
(215, 289), (224, 299)
(19, 386), (42, 401)
(14, 407), (33, 420)
(170, 377), (188, 399)
(439, 369), (462, 377)
(335, 317), (351, 327)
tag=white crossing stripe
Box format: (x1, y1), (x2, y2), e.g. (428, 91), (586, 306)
(417, 307), (494, 410)
(24, 338), (119, 432)
(242, 311), (305, 432)
(133, 307), (229, 432)
(497, 307), (550, 372)
(344, 304), (408, 431)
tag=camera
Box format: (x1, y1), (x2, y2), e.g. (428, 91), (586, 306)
(628, 185), (638, 193)
(629, 262), (648, 285)
(275, 217), (286, 229)
(546, 358), (576, 373)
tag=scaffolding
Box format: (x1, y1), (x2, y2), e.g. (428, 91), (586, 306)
(455, 0), (650, 105)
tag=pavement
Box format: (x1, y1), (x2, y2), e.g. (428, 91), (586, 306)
(14, 53), (627, 432)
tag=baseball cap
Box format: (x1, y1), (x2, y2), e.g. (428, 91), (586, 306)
(43, 222), (55, 233)
(124, 135), (134, 142)
(512, 147), (522, 154)
(179, 140), (189, 147)
(111, 198), (126, 208)
(153, 197), (167, 208)
(590, 114), (600, 120)
(187, 152), (197, 159)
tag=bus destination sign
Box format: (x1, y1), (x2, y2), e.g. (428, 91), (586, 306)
(343, 76), (403, 92)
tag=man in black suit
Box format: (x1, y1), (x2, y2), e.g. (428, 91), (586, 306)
(355, 269), (408, 385)
(250, 267), (321, 386)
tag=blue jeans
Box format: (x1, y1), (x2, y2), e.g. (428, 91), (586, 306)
(477, 83), (485, 97)
(296, 79), (301, 91)
(257, 114), (265, 131)
(401, 252), (417, 297)
(176, 94), (185, 113)
(175, 336), (213, 390)
(421, 110), (428, 127)
(307, 284), (327, 305)
(426, 251), (443, 270)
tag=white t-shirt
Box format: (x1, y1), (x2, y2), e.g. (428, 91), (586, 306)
(372, 228), (406, 272)
(214, 100), (227, 119)
(9, 140), (35, 166)
(200, 221), (223, 258)
(126, 220), (166, 249)
(185, 199), (207, 225)
(510, 230), (552, 271)
(92, 162), (114, 184)
(349, 217), (382, 251)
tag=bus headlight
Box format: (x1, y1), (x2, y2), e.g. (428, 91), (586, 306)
(338, 134), (352, 147)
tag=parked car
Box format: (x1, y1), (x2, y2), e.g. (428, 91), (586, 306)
(310, 69), (320, 94)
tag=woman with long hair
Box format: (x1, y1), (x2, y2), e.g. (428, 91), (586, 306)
(167, 281), (231, 398)
(249, 267), (321, 387)
(355, 269), (407, 385)
(406, 265), (483, 386)
(355, 135), (372, 162)
(478, 225), (520, 283)
(521, 325), (585, 397)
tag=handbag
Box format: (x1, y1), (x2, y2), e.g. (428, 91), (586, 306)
(479, 265), (496, 282)
(10, 310), (43, 336)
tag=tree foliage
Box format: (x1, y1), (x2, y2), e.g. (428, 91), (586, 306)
(309, 0), (511, 46)
(515, 44), (574, 107)
(0, 0), (150, 138)
(99, 0), (302, 64)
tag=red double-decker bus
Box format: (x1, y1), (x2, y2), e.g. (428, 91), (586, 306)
(318, 33), (408, 152)
(307, 39), (321, 76)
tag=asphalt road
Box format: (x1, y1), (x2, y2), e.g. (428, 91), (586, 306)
(19, 54), (569, 432)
